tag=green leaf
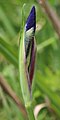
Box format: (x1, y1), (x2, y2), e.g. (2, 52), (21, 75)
(0, 37), (18, 68)
(19, 30), (31, 105)
(37, 37), (56, 52)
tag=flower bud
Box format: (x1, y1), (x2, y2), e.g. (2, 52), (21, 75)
(19, 6), (36, 104)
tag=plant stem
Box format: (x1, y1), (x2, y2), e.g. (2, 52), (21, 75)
(0, 75), (27, 118)
(37, 0), (60, 38)
(26, 102), (35, 120)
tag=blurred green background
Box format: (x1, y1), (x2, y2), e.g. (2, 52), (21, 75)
(0, 0), (60, 120)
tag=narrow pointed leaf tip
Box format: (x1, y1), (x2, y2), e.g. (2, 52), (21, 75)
(26, 6), (36, 33)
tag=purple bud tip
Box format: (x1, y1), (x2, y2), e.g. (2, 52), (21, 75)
(26, 6), (36, 33)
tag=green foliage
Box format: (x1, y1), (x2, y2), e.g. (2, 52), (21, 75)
(0, 0), (60, 120)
